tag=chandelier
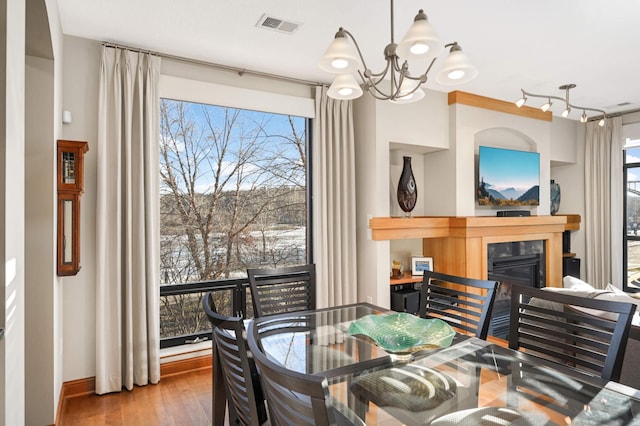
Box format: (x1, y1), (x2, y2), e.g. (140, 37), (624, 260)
(318, 0), (478, 103)
(515, 84), (607, 126)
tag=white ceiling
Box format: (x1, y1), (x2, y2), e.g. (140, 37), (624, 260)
(56, 0), (640, 119)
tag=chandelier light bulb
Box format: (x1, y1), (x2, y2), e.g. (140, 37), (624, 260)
(599, 118), (605, 127)
(410, 41), (430, 55)
(331, 58), (349, 70)
(338, 87), (353, 96)
(447, 69), (465, 80)
(562, 107), (571, 118)
(515, 97), (526, 108)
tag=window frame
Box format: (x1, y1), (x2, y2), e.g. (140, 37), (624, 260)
(158, 74), (315, 348)
(623, 143), (640, 293)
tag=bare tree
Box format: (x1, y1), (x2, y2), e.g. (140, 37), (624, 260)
(159, 99), (307, 338)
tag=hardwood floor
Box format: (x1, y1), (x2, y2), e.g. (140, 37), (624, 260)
(58, 368), (214, 425)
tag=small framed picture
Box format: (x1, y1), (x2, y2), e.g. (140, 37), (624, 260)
(411, 256), (433, 276)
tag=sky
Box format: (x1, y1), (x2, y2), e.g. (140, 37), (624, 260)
(160, 98), (307, 193)
(478, 146), (540, 192)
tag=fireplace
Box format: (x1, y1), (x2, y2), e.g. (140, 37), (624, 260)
(487, 240), (545, 339)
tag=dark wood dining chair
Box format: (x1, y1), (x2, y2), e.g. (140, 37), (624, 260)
(418, 271), (500, 340)
(508, 285), (636, 383)
(247, 264), (316, 318)
(247, 326), (362, 426)
(507, 285), (637, 416)
(203, 292), (268, 426)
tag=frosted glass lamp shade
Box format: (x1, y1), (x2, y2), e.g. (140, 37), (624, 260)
(390, 80), (425, 104)
(435, 47), (478, 85)
(327, 74), (364, 100)
(397, 13), (443, 60)
(318, 35), (361, 74)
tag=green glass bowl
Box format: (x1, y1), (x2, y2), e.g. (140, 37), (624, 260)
(347, 313), (456, 354)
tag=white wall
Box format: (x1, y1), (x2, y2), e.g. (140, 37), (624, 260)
(23, 1), (65, 423)
(1, 0), (26, 424)
(25, 54), (57, 426)
(60, 35), (100, 383)
(354, 95), (390, 306)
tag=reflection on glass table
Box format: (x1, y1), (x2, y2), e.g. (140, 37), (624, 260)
(251, 303), (394, 377)
(330, 338), (640, 425)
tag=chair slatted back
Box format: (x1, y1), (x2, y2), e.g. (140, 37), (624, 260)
(247, 326), (337, 426)
(419, 271), (499, 340)
(203, 293), (267, 426)
(508, 285), (636, 382)
(247, 264), (316, 318)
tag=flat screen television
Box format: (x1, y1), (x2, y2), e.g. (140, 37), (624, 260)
(477, 146), (540, 207)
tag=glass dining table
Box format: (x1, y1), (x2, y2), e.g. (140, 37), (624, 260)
(247, 302), (640, 425)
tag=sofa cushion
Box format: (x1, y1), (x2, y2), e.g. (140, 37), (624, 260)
(562, 275), (595, 291)
(593, 290), (640, 326)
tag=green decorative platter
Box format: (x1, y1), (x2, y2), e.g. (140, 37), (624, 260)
(347, 313), (456, 354)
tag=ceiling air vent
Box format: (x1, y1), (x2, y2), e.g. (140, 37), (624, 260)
(604, 101), (633, 109)
(256, 14), (301, 34)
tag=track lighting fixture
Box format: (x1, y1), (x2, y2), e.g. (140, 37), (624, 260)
(514, 84), (607, 126)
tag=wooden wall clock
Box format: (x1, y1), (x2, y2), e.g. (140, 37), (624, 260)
(57, 140), (88, 276)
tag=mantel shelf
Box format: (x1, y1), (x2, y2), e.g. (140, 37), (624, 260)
(370, 215), (578, 241)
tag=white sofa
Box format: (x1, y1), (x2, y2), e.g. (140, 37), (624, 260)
(544, 276), (640, 388)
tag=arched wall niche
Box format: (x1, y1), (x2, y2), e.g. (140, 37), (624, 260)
(474, 127), (538, 153)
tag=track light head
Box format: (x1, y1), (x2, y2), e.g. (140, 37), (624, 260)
(580, 111), (588, 123)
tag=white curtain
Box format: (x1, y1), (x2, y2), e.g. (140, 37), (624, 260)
(96, 46), (161, 394)
(584, 116), (623, 289)
(312, 86), (358, 308)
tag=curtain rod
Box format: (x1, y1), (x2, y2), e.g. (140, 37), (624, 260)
(101, 42), (324, 87)
(586, 107), (640, 122)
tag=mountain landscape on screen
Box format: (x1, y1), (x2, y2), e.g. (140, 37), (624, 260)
(477, 178), (540, 206)
(476, 146), (540, 207)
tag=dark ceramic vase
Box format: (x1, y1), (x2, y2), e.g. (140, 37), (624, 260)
(397, 156), (417, 216)
(550, 179), (561, 215)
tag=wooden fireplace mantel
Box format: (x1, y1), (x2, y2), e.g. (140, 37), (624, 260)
(370, 215), (580, 288)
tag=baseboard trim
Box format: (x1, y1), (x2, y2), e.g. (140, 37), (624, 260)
(55, 377), (95, 425)
(160, 354), (212, 378)
(56, 355), (212, 425)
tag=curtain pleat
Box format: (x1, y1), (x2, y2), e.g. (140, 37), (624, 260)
(312, 86), (358, 308)
(96, 46), (161, 394)
(584, 116), (623, 289)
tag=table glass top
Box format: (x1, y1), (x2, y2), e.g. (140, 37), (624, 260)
(249, 303), (640, 425)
